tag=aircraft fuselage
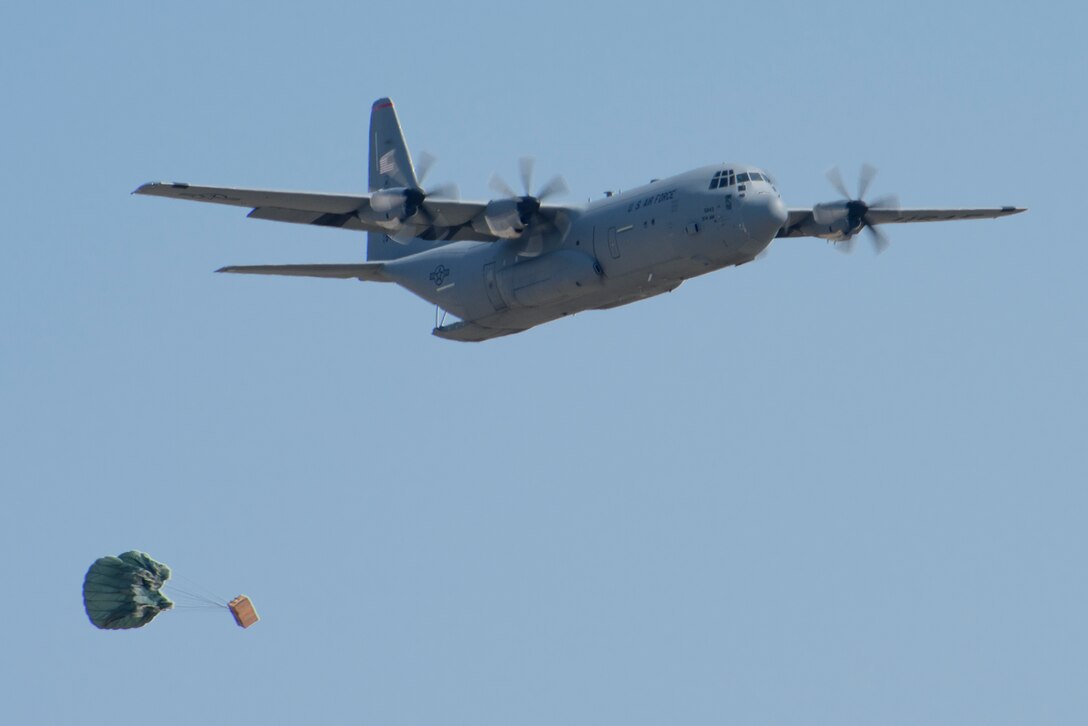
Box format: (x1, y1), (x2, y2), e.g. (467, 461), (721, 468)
(382, 164), (787, 341)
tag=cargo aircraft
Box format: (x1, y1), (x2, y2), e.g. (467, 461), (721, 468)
(136, 98), (1024, 342)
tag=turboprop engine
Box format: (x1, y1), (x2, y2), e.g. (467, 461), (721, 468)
(362, 187), (424, 229)
(358, 152), (459, 242)
(472, 157), (569, 242)
(810, 165), (900, 253)
(476, 197), (532, 239)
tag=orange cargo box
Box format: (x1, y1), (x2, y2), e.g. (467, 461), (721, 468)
(228, 595), (259, 628)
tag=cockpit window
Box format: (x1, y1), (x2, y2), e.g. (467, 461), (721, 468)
(710, 169), (743, 190)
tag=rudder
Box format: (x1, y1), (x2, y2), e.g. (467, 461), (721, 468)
(367, 98), (434, 261)
(368, 98), (418, 192)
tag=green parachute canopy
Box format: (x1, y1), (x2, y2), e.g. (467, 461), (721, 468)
(82, 551), (173, 630)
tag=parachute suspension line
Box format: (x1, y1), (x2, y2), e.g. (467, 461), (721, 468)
(164, 583), (224, 608)
(167, 573), (230, 608)
(163, 585), (226, 609)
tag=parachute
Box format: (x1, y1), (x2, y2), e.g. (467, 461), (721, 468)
(82, 551), (173, 630)
(83, 551), (258, 630)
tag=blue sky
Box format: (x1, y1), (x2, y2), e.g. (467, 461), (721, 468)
(2, 2), (1086, 724)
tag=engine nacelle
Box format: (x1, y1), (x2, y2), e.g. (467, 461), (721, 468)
(474, 198), (526, 239)
(368, 187), (410, 213)
(806, 203), (865, 241)
(812, 201), (849, 225)
(360, 187), (430, 231)
(358, 209), (402, 231)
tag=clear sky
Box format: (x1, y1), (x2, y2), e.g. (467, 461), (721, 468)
(2, 2), (1086, 724)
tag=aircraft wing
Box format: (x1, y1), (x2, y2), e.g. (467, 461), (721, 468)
(863, 207), (1026, 224)
(778, 206), (1025, 238)
(133, 182), (513, 242)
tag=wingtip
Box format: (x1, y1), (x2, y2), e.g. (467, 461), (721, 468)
(133, 181), (191, 195)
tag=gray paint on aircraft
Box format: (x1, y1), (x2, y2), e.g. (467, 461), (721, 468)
(134, 98), (1025, 342)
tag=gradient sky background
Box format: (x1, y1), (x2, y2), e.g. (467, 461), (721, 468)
(3, 2), (1086, 724)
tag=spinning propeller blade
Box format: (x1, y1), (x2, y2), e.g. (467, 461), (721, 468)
(820, 165), (900, 254)
(491, 157), (569, 205)
(383, 152), (460, 244)
(484, 157), (570, 252)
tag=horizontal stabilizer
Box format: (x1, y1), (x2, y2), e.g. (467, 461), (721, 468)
(216, 263), (389, 281)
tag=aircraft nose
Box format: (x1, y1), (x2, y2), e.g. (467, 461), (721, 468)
(743, 192), (788, 242)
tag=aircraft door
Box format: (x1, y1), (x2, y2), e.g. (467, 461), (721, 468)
(591, 227), (617, 264)
(723, 192), (744, 239)
(482, 262), (507, 312)
(607, 227), (621, 258)
(594, 224), (643, 278)
(593, 226), (621, 266)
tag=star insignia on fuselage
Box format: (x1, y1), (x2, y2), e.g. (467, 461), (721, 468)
(429, 265), (450, 286)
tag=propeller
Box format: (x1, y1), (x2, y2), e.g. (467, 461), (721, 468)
(478, 157), (570, 252)
(380, 151), (459, 244)
(414, 151), (460, 201)
(488, 156), (569, 228)
(814, 164), (899, 254)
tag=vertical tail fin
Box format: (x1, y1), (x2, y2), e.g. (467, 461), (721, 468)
(368, 98), (418, 192)
(366, 98), (434, 261)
